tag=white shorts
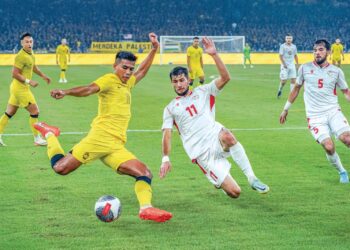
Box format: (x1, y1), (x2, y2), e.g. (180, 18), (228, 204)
(192, 129), (231, 188)
(307, 109), (350, 143)
(280, 65), (296, 80)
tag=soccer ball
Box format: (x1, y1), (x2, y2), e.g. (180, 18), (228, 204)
(94, 195), (121, 222)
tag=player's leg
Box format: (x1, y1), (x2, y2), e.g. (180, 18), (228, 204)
(219, 128), (269, 193)
(188, 70), (195, 90)
(198, 68), (205, 85)
(277, 66), (288, 98)
(101, 150), (172, 222)
(289, 65), (297, 92)
(220, 173), (241, 198)
(248, 58), (253, 68)
(33, 122), (80, 174)
(243, 56), (247, 68)
(290, 78), (296, 92)
(331, 112), (350, 182)
(0, 104), (19, 146)
(320, 138), (347, 182)
(26, 103), (47, 146)
(61, 61), (68, 83)
(59, 62), (66, 83)
(309, 115), (348, 183)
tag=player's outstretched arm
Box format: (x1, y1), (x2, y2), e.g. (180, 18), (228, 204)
(50, 83), (100, 99)
(33, 65), (51, 84)
(134, 32), (159, 84)
(279, 84), (302, 124)
(159, 129), (172, 179)
(202, 37), (230, 90)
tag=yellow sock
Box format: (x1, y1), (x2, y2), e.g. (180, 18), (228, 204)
(0, 114), (10, 134)
(29, 116), (39, 136)
(47, 134), (65, 167)
(135, 180), (152, 207)
(60, 71), (65, 79)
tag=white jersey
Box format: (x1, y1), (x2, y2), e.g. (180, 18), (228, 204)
(297, 61), (348, 117)
(279, 43), (297, 66)
(162, 80), (223, 159)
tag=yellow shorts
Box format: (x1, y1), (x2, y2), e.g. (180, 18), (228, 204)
(8, 89), (36, 108)
(71, 131), (136, 170)
(59, 60), (68, 70)
(332, 57), (341, 63)
(189, 67), (204, 80)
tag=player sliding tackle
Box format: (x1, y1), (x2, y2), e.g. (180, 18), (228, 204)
(160, 37), (269, 198)
(280, 39), (350, 183)
(34, 33), (172, 222)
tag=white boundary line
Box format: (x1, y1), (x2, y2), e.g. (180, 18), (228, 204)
(2, 127), (307, 137)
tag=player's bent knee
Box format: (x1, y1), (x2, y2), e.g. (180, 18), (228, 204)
(140, 167), (153, 179)
(343, 136), (350, 147)
(221, 131), (237, 147)
(323, 141), (335, 154)
(226, 187), (241, 199)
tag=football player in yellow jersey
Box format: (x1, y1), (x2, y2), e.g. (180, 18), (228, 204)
(187, 37), (204, 89)
(34, 33), (172, 223)
(330, 38), (345, 67)
(56, 38), (70, 83)
(0, 33), (51, 146)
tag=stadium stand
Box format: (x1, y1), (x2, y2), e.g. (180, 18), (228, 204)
(0, 0), (349, 52)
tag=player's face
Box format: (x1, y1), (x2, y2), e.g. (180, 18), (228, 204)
(285, 36), (293, 44)
(21, 36), (33, 52)
(193, 39), (199, 48)
(313, 44), (329, 65)
(171, 74), (190, 96)
(336, 39), (340, 44)
(114, 59), (135, 83)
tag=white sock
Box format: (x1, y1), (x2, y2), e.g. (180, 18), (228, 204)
(229, 142), (256, 184)
(326, 152), (346, 173)
(290, 83), (295, 92)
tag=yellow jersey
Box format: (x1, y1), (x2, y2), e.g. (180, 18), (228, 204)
(56, 44), (70, 62)
(331, 43), (343, 57)
(187, 45), (203, 68)
(11, 49), (35, 91)
(92, 73), (136, 143)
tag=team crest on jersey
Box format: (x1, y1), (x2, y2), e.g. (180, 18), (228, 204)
(310, 70), (314, 74)
(83, 152), (90, 160)
(192, 95), (199, 100)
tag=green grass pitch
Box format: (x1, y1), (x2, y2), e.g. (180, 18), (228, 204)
(1, 64), (350, 249)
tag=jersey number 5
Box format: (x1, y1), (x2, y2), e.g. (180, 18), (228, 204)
(186, 104), (198, 117)
(318, 79), (323, 88)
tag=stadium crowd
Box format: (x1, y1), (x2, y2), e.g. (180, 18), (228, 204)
(0, 0), (349, 52)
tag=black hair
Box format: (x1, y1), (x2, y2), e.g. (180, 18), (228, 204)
(314, 39), (331, 51)
(193, 36), (199, 40)
(20, 32), (32, 40)
(286, 33), (292, 37)
(169, 66), (188, 80)
(115, 51), (137, 63)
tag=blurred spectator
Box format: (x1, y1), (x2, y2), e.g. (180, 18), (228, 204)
(0, 0), (348, 52)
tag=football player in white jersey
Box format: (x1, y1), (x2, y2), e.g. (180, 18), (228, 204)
(159, 37), (269, 198)
(280, 39), (350, 183)
(277, 34), (299, 98)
